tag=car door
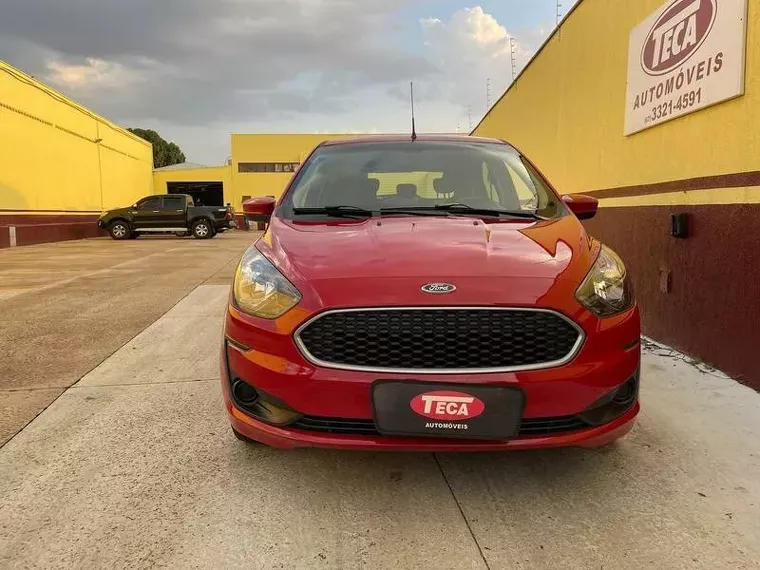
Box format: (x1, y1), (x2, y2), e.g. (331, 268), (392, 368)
(132, 196), (165, 229)
(160, 195), (188, 229)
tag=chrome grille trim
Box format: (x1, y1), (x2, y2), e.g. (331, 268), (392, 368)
(293, 306), (585, 374)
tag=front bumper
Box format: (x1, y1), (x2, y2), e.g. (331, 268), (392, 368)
(228, 400), (638, 451)
(221, 304), (641, 451)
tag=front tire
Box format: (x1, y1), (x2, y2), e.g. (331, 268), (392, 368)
(191, 219), (212, 239)
(108, 221), (130, 240)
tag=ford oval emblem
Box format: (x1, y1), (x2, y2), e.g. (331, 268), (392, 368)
(421, 283), (456, 294)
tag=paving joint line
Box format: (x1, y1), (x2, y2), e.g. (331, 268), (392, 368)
(0, 244), (189, 303)
(433, 453), (492, 570)
(72, 378), (217, 389)
(1, 387), (69, 393)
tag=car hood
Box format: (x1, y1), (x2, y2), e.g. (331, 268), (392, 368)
(257, 216), (598, 308)
(101, 207), (131, 218)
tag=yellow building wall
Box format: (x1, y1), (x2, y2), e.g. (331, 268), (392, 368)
(230, 134), (368, 206)
(473, 0), (760, 206)
(0, 60), (153, 215)
(153, 166), (233, 199)
(97, 121), (155, 210)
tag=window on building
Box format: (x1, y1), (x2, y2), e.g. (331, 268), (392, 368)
(238, 162), (300, 173)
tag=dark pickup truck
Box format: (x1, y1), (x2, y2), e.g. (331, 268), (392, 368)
(98, 194), (236, 240)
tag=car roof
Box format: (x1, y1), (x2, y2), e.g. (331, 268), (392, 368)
(319, 134), (507, 147)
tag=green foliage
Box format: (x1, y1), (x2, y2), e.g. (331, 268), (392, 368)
(128, 128), (187, 168)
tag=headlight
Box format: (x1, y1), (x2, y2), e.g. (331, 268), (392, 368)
(233, 248), (301, 319)
(576, 245), (634, 317)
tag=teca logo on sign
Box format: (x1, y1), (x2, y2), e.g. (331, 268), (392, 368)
(410, 391), (485, 421)
(641, 0), (716, 76)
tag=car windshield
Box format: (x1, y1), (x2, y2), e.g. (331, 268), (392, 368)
(279, 141), (564, 219)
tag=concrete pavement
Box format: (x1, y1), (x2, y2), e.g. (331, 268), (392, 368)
(1, 237), (760, 569)
(0, 232), (254, 445)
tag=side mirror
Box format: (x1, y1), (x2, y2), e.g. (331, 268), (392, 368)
(242, 196), (276, 222)
(562, 194), (598, 220)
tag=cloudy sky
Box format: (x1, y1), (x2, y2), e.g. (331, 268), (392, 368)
(1, 0), (579, 164)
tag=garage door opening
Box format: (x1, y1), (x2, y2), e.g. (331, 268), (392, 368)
(166, 182), (224, 207)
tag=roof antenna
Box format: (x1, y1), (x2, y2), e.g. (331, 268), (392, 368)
(410, 81), (418, 142)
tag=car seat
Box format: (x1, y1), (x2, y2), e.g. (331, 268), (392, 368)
(433, 178), (454, 200)
(359, 178), (380, 208)
(434, 171), (485, 205)
(394, 183), (419, 206)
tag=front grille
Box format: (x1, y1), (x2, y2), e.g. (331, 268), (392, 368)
(293, 416), (381, 436)
(295, 308), (582, 372)
(291, 415), (590, 438)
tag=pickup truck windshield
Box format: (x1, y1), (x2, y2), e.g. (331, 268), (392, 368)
(279, 141), (563, 219)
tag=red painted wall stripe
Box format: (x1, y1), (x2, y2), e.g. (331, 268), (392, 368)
(583, 170), (760, 199)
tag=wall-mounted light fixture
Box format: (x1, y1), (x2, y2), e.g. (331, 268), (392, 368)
(670, 213), (689, 239)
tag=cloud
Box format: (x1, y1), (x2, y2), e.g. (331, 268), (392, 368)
(417, 6), (537, 119)
(0, 0), (434, 128)
(45, 58), (155, 90)
(1, 2), (560, 160)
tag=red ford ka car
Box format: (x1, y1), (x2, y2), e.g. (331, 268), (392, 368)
(221, 135), (640, 451)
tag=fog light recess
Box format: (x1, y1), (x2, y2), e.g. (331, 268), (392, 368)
(578, 372), (639, 426)
(232, 379), (259, 406)
(612, 378), (637, 405)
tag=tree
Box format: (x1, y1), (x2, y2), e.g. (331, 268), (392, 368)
(128, 128), (186, 168)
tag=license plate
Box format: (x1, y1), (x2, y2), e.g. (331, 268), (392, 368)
(372, 381), (525, 440)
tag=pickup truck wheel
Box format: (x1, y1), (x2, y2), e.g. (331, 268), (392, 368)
(175, 231), (187, 237)
(191, 219), (212, 239)
(108, 221), (130, 240)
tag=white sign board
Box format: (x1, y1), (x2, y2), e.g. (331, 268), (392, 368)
(624, 0), (747, 135)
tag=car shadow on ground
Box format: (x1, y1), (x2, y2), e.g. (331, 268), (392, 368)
(224, 431), (641, 498)
(220, 419), (682, 521)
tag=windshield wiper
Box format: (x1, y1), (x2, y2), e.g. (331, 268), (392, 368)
(293, 204), (541, 220)
(434, 203), (542, 219)
(292, 206), (375, 218)
(381, 204), (542, 219)
(293, 206), (445, 219)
